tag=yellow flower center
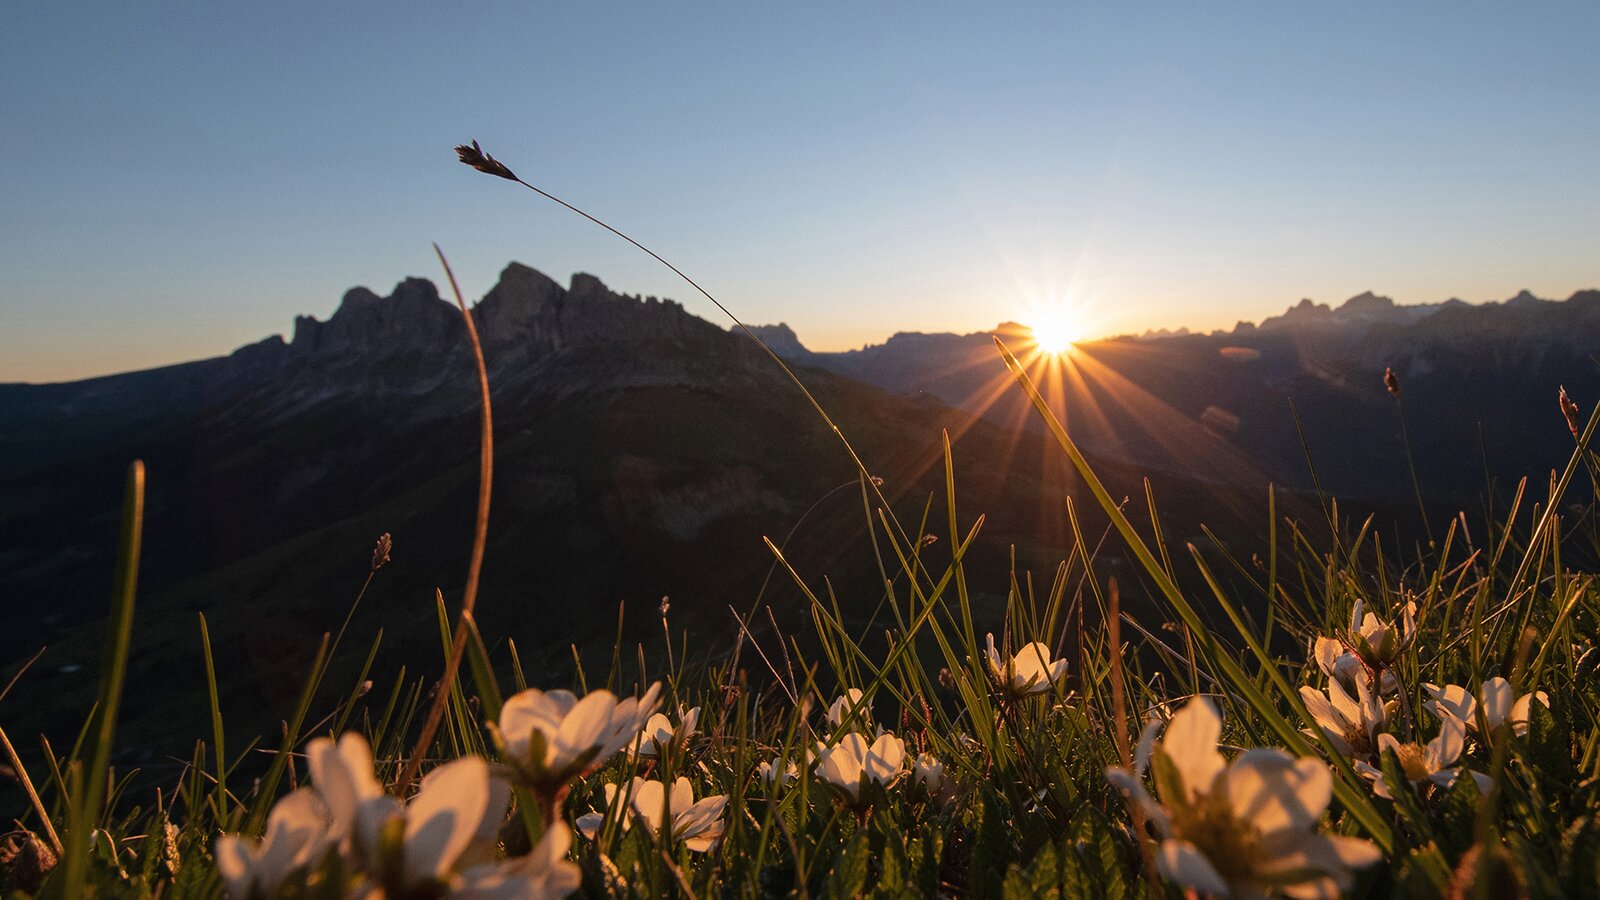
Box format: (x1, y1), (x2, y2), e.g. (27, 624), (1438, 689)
(1395, 743), (1432, 782)
(1342, 724), (1374, 757)
(1170, 790), (1264, 881)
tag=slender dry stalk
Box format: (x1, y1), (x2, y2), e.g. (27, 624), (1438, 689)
(393, 244), (494, 794)
(451, 140), (924, 553)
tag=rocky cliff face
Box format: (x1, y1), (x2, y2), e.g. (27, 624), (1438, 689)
(0, 263), (779, 477)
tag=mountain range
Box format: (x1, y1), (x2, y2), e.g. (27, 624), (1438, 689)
(1, 265), (1594, 773)
(752, 286), (1600, 508)
(1, 263), (1266, 770)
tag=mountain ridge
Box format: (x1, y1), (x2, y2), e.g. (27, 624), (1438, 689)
(745, 287), (1600, 508)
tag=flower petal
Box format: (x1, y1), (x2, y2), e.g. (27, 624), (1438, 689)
(675, 795), (728, 843)
(1429, 714), (1466, 767)
(554, 691), (622, 768)
(669, 777), (695, 817)
(1422, 683), (1473, 724)
(630, 779), (668, 836)
(213, 835), (254, 898)
(1480, 677), (1514, 730)
(1301, 686), (1347, 736)
(403, 756), (490, 885)
(865, 733), (906, 782)
(1223, 749), (1330, 837)
(1313, 637), (1343, 677)
(1161, 697), (1225, 802)
(1133, 718), (1162, 777)
(1157, 839), (1232, 897)
(307, 733), (379, 841)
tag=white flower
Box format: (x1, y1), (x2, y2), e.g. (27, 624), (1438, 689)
(574, 781), (636, 844)
(306, 733), (385, 844)
(576, 777), (727, 852)
(911, 752), (946, 792)
(349, 755), (507, 896)
(983, 634), (1068, 698)
(455, 823), (582, 900)
(1424, 677), (1549, 737)
(756, 756), (798, 787)
(813, 732), (906, 806)
(1314, 599), (1416, 696)
(911, 751), (956, 807)
(1312, 636), (1365, 685)
(1349, 599), (1416, 670)
(630, 705), (699, 759)
(496, 684), (662, 789)
(1299, 674), (1386, 759)
(1105, 697), (1381, 898)
(1354, 714), (1489, 799)
(630, 776), (728, 852)
(825, 689), (873, 730)
(215, 788), (329, 899)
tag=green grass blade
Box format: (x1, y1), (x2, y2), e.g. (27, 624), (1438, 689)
(198, 613), (227, 822)
(53, 460), (143, 898)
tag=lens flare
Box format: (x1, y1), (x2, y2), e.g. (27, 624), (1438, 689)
(1027, 309), (1082, 355)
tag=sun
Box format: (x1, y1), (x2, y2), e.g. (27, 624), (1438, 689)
(1027, 308), (1083, 355)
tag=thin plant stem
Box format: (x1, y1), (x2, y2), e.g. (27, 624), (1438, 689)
(394, 244), (494, 794)
(1392, 392), (1435, 547)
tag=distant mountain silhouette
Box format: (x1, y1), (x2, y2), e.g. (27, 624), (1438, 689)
(1, 263), (1285, 769)
(751, 288), (1600, 508)
(13, 265), (1589, 770)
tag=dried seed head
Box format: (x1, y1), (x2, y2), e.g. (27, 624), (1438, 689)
(659, 595), (671, 617)
(162, 821), (181, 877)
(454, 140), (518, 181)
(1560, 386), (1582, 437)
(920, 534), (938, 547)
(371, 532), (392, 571)
(1384, 366), (1401, 397)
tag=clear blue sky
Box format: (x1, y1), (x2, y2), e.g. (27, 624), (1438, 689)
(4, 2), (1597, 382)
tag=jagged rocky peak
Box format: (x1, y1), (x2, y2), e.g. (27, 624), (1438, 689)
(475, 263), (732, 356)
(1337, 291), (1394, 313)
(290, 278), (460, 356)
(474, 262), (566, 347)
(1505, 289), (1544, 307)
(744, 323), (811, 358)
(568, 271), (608, 298)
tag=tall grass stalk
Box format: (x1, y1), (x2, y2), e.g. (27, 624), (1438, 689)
(394, 244), (494, 794)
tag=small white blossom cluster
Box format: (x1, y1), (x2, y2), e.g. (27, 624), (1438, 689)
(983, 634), (1069, 699)
(217, 682), (733, 899)
(750, 688), (958, 814)
(1300, 600), (1548, 799)
(216, 733), (576, 899)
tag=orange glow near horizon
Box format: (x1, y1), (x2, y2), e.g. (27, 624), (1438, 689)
(1018, 294), (1091, 356)
(1026, 312), (1083, 355)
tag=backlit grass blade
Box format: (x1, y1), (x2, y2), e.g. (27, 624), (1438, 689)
(198, 613), (227, 822)
(54, 459), (143, 898)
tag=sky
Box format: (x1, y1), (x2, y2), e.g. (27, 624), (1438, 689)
(3, 2), (1598, 383)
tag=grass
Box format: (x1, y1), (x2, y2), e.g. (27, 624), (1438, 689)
(4, 149), (1600, 897)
